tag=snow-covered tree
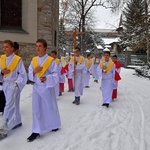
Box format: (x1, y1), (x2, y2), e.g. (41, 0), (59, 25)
(58, 0), (70, 56)
(120, 0), (149, 53)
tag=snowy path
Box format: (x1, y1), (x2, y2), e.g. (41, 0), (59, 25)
(0, 68), (150, 150)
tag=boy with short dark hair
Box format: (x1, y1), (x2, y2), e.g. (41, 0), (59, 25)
(97, 51), (115, 108)
(27, 39), (61, 142)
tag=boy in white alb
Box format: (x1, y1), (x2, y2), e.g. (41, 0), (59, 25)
(27, 39), (61, 142)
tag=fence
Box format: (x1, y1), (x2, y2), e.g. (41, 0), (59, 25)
(117, 54), (147, 67)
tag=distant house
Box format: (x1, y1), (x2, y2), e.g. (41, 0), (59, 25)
(93, 29), (122, 54)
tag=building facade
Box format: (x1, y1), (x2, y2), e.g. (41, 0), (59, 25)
(0, 0), (59, 68)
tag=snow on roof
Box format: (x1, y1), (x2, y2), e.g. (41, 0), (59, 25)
(102, 37), (120, 45)
(103, 48), (110, 52)
(93, 29), (117, 33)
(105, 45), (111, 48)
(97, 45), (103, 49)
(86, 50), (91, 53)
(123, 47), (132, 52)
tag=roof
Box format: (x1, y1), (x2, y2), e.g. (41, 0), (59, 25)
(97, 45), (103, 49)
(102, 37), (120, 45)
(103, 48), (110, 52)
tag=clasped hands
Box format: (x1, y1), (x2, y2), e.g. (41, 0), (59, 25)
(33, 66), (46, 83)
(1, 68), (10, 75)
(74, 61), (77, 66)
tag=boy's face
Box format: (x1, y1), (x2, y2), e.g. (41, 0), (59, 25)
(3, 43), (14, 56)
(112, 57), (117, 62)
(51, 53), (56, 59)
(36, 42), (46, 56)
(104, 53), (110, 61)
(75, 49), (80, 56)
(95, 54), (99, 58)
(88, 55), (91, 59)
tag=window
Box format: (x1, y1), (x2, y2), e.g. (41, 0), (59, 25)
(0, 0), (22, 30)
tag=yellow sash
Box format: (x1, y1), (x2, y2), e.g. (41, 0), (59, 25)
(32, 56), (54, 78)
(1, 54), (21, 78)
(100, 61), (114, 74)
(85, 59), (92, 68)
(72, 56), (84, 64)
(55, 58), (60, 65)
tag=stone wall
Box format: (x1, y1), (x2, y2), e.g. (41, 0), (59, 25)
(37, 0), (59, 53)
(0, 0), (59, 70)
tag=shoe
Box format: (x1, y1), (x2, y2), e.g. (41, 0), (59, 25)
(12, 123), (22, 130)
(0, 129), (8, 140)
(27, 133), (40, 142)
(71, 89), (74, 92)
(52, 128), (59, 132)
(95, 80), (98, 83)
(72, 100), (76, 104)
(68, 89), (71, 92)
(102, 103), (109, 108)
(105, 104), (109, 108)
(102, 103), (106, 106)
(59, 92), (62, 96)
(85, 86), (90, 88)
(76, 100), (80, 105)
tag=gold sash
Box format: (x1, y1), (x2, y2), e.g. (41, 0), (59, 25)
(100, 61), (114, 74)
(72, 56), (84, 64)
(55, 58), (60, 65)
(1, 54), (21, 78)
(85, 59), (92, 68)
(32, 56), (54, 78)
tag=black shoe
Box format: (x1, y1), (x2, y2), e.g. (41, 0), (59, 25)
(59, 92), (62, 96)
(102, 103), (109, 108)
(76, 100), (80, 105)
(68, 89), (71, 92)
(95, 80), (98, 83)
(105, 104), (109, 108)
(85, 86), (90, 88)
(72, 100), (76, 104)
(71, 89), (74, 92)
(27, 133), (40, 142)
(11, 123), (22, 130)
(52, 128), (59, 132)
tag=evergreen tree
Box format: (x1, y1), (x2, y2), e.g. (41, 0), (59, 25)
(120, 0), (148, 53)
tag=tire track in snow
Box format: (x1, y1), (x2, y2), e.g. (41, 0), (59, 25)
(120, 68), (146, 150)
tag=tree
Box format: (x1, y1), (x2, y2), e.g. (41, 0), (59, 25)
(144, 0), (150, 63)
(120, 0), (148, 54)
(58, 0), (69, 56)
(60, 0), (127, 54)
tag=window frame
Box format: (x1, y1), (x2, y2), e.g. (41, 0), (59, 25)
(0, 0), (25, 33)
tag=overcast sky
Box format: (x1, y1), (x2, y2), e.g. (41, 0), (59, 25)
(93, 6), (121, 29)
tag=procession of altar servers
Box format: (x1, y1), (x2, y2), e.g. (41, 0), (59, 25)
(0, 53), (121, 135)
(0, 54), (121, 114)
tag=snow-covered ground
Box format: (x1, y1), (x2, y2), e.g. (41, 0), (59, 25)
(0, 68), (150, 150)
